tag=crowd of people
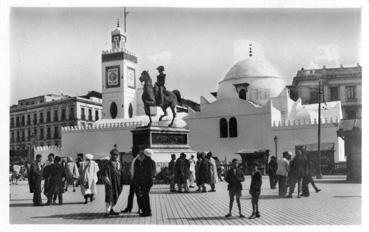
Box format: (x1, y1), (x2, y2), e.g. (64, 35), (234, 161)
(168, 152), (219, 193)
(268, 150), (321, 198)
(25, 147), (321, 219)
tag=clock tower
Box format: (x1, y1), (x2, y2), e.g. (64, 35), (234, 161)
(101, 19), (138, 119)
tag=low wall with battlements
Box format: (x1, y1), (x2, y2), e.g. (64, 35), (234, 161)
(61, 121), (148, 159)
(271, 117), (344, 162)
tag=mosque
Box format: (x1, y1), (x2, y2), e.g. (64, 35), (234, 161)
(61, 21), (344, 166)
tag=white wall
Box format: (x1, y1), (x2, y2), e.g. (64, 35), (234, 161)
(62, 126), (134, 159)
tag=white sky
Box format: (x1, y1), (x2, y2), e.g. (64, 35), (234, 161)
(10, 7), (361, 104)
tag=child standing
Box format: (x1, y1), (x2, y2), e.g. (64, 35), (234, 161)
(225, 159), (245, 218)
(249, 162), (262, 219)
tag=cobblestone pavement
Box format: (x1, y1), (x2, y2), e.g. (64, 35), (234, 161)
(9, 175), (361, 225)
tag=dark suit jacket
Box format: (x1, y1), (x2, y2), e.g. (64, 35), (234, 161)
(225, 168), (245, 192)
(249, 171), (262, 194)
(29, 162), (43, 193)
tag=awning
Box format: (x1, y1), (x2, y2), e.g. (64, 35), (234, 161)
(235, 149), (268, 154)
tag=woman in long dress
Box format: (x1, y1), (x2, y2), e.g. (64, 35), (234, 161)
(79, 154), (99, 204)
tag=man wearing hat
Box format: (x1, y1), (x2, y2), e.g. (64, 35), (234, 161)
(154, 65), (166, 106)
(102, 149), (123, 217)
(133, 149), (156, 217)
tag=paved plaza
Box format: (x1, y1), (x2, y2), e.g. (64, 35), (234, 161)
(9, 175), (361, 225)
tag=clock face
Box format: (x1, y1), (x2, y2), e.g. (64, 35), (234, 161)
(127, 67), (135, 88)
(106, 66), (120, 88)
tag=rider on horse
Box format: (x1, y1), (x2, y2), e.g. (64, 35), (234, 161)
(155, 65), (166, 106)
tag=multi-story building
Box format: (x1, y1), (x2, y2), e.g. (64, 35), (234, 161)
(9, 91), (102, 152)
(288, 64), (362, 119)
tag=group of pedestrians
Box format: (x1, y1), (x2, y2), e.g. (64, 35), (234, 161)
(168, 151), (219, 193)
(28, 149), (156, 217)
(269, 150), (321, 198)
(29, 153), (100, 206)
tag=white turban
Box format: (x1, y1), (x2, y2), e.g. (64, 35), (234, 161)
(143, 149), (153, 157)
(85, 154), (93, 160)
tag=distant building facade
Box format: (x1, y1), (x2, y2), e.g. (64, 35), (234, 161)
(9, 91), (102, 153)
(288, 64), (362, 119)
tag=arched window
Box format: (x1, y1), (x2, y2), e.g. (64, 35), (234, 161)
(229, 117), (238, 137)
(239, 89), (246, 100)
(110, 102), (118, 119)
(128, 103), (133, 118)
(219, 118), (228, 138)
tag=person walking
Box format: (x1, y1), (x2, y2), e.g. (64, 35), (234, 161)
(225, 159), (245, 218)
(188, 155), (196, 188)
(301, 151), (321, 196)
(248, 162), (262, 219)
(286, 150), (306, 198)
(276, 151), (290, 197)
(65, 157), (79, 192)
(79, 154), (99, 204)
(102, 149), (123, 217)
(268, 156), (278, 189)
(29, 154), (43, 206)
(207, 152), (218, 192)
(168, 154), (177, 192)
(133, 149), (156, 217)
(121, 153), (140, 214)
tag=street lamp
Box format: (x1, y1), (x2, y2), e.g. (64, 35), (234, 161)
(274, 136), (278, 159)
(317, 79), (324, 179)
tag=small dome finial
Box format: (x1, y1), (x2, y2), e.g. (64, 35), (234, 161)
(117, 18), (120, 27)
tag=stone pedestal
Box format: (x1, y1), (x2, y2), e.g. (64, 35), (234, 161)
(131, 126), (195, 167)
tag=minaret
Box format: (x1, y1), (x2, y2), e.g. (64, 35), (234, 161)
(101, 16), (138, 119)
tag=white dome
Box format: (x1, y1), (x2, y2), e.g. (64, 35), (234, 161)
(223, 58), (280, 81)
(217, 56), (285, 105)
(295, 109), (318, 121)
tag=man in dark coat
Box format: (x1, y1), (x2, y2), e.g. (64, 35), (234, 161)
(195, 152), (202, 192)
(197, 152), (210, 192)
(43, 153), (55, 205)
(133, 149), (156, 217)
(268, 156), (278, 189)
(175, 153), (190, 193)
(102, 149), (123, 216)
(29, 154), (43, 206)
(45, 156), (66, 205)
(286, 150), (306, 198)
(225, 159), (245, 218)
(168, 154), (176, 192)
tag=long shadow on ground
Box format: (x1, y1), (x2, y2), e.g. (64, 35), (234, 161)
(10, 202), (84, 207)
(31, 213), (139, 220)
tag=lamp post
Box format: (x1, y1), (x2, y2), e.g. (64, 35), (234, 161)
(274, 136), (278, 159)
(317, 80), (323, 179)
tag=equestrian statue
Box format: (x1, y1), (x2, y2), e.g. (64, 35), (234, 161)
(139, 66), (181, 127)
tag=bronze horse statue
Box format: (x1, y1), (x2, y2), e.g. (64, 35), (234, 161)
(139, 70), (181, 127)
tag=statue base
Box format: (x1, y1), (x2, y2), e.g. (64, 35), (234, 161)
(131, 125), (195, 166)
